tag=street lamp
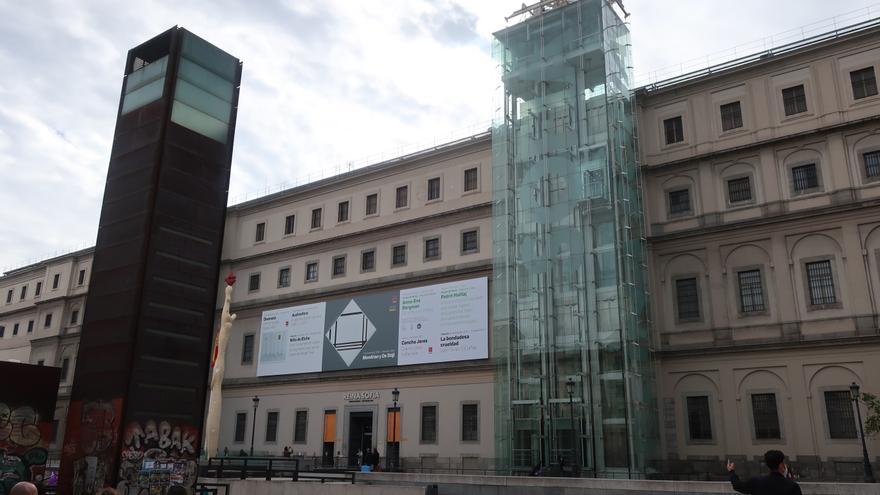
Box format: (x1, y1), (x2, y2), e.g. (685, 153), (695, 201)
(566, 378), (581, 476)
(250, 395), (260, 456)
(850, 382), (876, 483)
(391, 387), (400, 471)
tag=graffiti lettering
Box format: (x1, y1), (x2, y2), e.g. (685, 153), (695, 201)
(80, 401), (116, 455)
(123, 421), (196, 456)
(0, 403), (42, 449)
(0, 447), (48, 495)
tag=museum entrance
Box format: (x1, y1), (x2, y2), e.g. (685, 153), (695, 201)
(347, 411), (373, 467)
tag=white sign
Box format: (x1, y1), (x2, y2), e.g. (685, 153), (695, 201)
(255, 277), (489, 376)
(397, 277), (489, 365)
(257, 302), (325, 376)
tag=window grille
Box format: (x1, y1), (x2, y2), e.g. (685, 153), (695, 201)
(791, 164), (818, 192)
(805, 260), (836, 305)
(668, 189), (691, 214)
(851, 67), (878, 100)
(782, 85), (807, 115)
(720, 101), (743, 131)
(751, 393), (781, 439)
(727, 176), (752, 203)
(675, 278), (700, 320)
(864, 151), (880, 178)
(824, 390), (857, 439)
(737, 269), (765, 313)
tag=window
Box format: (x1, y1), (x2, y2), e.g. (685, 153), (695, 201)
(420, 405), (438, 443)
(60, 357), (70, 381)
(824, 390), (858, 439)
(427, 177), (441, 201)
(37, 360), (44, 366)
(668, 188), (691, 215)
(305, 262), (318, 282)
(392, 245), (407, 267)
(234, 413), (247, 443)
(77, 269), (86, 286)
(663, 116), (684, 144)
(727, 176), (752, 203)
(310, 208), (322, 229)
(464, 167), (479, 192)
(782, 85), (807, 116)
(20, 286), (26, 300)
(361, 250), (376, 272)
(241, 334), (255, 365)
(44, 314), (52, 328)
(686, 395), (712, 440)
(594, 251), (616, 288)
(791, 163), (819, 193)
(265, 411), (279, 442)
(337, 201), (349, 223)
(424, 237), (440, 260)
(0, 326), (4, 338)
(586, 169), (605, 199)
(851, 67), (878, 100)
(365, 193), (378, 216)
(248, 273), (261, 292)
(294, 410), (308, 443)
(675, 277), (700, 320)
(751, 393), (781, 440)
(255, 222), (266, 242)
(395, 186), (408, 209)
(13, 323), (19, 336)
(27, 320), (34, 333)
(332, 256), (346, 277)
(284, 214), (296, 235)
(35, 282), (42, 297)
(720, 101), (743, 131)
(805, 260), (836, 306)
(864, 150), (880, 179)
(5, 290), (11, 303)
(461, 230), (479, 254)
(278, 267), (291, 288)
(737, 270), (766, 313)
(70, 310), (80, 325)
(462, 403), (479, 442)
(52, 274), (60, 289)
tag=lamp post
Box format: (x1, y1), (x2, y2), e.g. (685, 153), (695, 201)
(391, 387), (400, 471)
(250, 395), (260, 456)
(566, 378), (580, 476)
(850, 382), (876, 483)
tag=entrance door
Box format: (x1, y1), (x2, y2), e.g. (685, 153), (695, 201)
(347, 411), (373, 466)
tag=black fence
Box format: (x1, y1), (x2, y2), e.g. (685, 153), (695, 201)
(199, 456), (356, 484)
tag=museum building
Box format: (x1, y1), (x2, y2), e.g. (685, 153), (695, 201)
(2, 0), (880, 480)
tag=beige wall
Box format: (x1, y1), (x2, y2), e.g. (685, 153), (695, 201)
(640, 26), (880, 467)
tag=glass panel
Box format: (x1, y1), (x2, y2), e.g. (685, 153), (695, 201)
(126, 56), (168, 93)
(181, 31), (239, 80)
(170, 100), (229, 143)
(178, 58), (235, 102)
(174, 79), (232, 124)
(121, 78), (165, 115)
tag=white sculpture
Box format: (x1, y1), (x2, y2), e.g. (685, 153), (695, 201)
(203, 273), (237, 459)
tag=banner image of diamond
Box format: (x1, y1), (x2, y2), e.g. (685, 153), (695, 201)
(255, 277), (488, 376)
(321, 290), (400, 371)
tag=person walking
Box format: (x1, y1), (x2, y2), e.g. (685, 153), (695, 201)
(727, 450), (802, 495)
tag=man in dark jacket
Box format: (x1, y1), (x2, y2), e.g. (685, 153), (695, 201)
(728, 450), (801, 495)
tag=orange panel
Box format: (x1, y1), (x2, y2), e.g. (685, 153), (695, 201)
(323, 411), (336, 442)
(385, 410), (401, 442)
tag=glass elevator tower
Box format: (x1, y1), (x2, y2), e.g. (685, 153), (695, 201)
(492, 0), (657, 477)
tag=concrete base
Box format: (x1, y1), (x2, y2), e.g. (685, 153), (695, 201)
(198, 478), (428, 495)
(355, 472), (877, 495)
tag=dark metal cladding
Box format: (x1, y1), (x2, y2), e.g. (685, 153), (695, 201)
(59, 27), (241, 495)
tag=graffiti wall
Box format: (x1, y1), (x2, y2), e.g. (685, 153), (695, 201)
(0, 361), (61, 495)
(117, 419), (199, 492)
(59, 399), (122, 495)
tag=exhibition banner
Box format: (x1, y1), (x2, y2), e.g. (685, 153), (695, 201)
(256, 277), (487, 376)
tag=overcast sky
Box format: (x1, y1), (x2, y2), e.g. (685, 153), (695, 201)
(1, 0), (877, 272)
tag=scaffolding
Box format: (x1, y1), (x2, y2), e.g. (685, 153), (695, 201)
(492, 0), (657, 477)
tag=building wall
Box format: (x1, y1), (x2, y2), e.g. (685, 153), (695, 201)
(638, 26), (880, 477)
(0, 248), (92, 456)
